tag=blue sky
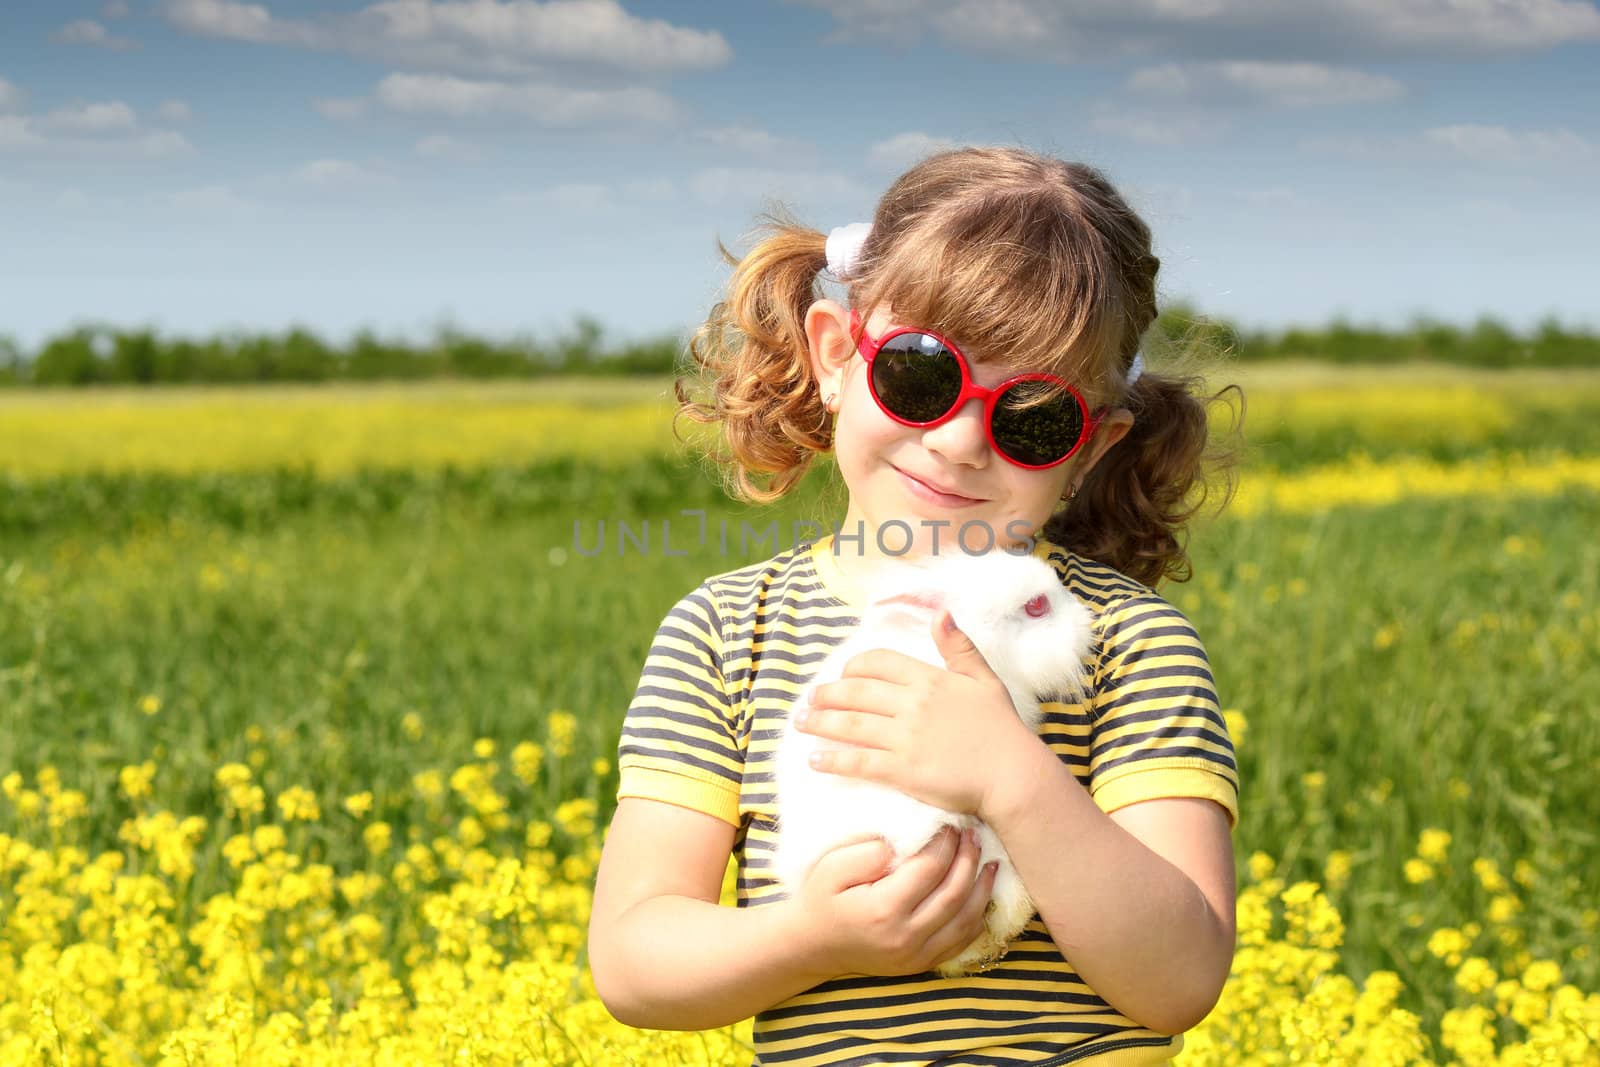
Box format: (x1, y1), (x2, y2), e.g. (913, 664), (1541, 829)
(2, 0), (1598, 351)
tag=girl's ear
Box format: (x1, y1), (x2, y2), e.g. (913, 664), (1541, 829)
(1069, 408), (1135, 485)
(805, 299), (854, 399)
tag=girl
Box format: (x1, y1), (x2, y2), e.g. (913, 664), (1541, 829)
(588, 147), (1240, 1065)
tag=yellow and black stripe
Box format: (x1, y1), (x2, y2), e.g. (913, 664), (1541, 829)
(618, 535), (1238, 1066)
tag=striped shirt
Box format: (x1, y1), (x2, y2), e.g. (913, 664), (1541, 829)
(616, 534), (1239, 1066)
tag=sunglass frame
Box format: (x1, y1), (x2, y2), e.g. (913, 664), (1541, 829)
(849, 309), (1103, 470)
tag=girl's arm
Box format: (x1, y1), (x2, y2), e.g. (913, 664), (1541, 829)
(983, 751), (1235, 1036)
(587, 795), (998, 1031)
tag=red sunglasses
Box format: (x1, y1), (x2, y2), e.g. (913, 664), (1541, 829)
(850, 309), (1102, 470)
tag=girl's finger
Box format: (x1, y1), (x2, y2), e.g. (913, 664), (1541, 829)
(924, 858), (1000, 969)
(796, 708), (894, 750)
(838, 648), (933, 685)
(874, 826), (959, 910)
(808, 743), (894, 783)
(908, 827), (982, 929)
(808, 677), (905, 717)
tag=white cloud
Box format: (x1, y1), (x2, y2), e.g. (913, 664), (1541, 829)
(866, 132), (962, 172)
(36, 102), (140, 135)
(345, 0), (731, 75)
(0, 117), (44, 153)
(0, 77), (26, 113)
(799, 0), (1600, 59)
(1234, 186), (1316, 211)
(543, 182), (612, 211)
(0, 113), (193, 157)
(313, 97), (368, 120)
(53, 19), (141, 49)
(161, 0), (325, 46)
(504, 176), (677, 209)
(620, 176), (674, 202)
(1303, 124), (1597, 166)
(1127, 61), (1406, 108)
(157, 100), (193, 123)
(102, 0), (134, 16)
(413, 133), (482, 160)
(132, 131), (197, 157)
(371, 72), (679, 125)
(1091, 109), (1230, 146)
(161, 0), (730, 76)
(169, 183), (262, 214)
(291, 158), (394, 186)
(1422, 124), (1596, 164)
(698, 125), (814, 159)
(689, 167), (868, 207)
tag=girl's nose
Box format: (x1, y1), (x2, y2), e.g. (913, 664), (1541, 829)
(919, 398), (991, 467)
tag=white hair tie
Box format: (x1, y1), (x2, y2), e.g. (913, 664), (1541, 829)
(825, 220), (1148, 390)
(824, 222), (871, 280)
(1125, 352), (1145, 389)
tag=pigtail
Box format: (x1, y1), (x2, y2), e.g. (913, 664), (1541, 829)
(1044, 366), (1242, 588)
(674, 216), (832, 504)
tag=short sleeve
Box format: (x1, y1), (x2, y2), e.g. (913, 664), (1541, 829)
(615, 583), (745, 828)
(1086, 592), (1239, 829)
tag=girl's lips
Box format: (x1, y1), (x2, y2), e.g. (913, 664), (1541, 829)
(895, 466), (986, 507)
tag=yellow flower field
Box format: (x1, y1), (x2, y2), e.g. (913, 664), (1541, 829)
(4, 721), (1596, 1065)
(3, 367), (1598, 1064)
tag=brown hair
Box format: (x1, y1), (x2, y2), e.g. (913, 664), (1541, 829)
(675, 146), (1240, 587)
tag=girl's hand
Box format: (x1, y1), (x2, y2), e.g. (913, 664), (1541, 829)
(795, 826), (999, 978)
(795, 610), (1040, 819)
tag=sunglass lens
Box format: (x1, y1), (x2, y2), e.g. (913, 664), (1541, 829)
(871, 333), (963, 423)
(991, 381), (1084, 466)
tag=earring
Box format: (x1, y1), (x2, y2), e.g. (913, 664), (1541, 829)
(824, 392), (837, 412)
(1065, 483), (1079, 502)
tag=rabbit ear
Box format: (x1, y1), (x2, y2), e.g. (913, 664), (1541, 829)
(872, 590), (944, 612)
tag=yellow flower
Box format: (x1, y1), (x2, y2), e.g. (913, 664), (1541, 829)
(1428, 927), (1469, 967)
(363, 820), (392, 854)
(511, 741), (545, 785)
(1222, 708), (1248, 745)
(1, 771), (20, 799)
(221, 833), (256, 869)
(1403, 858), (1435, 884)
(276, 785), (321, 822)
(1417, 827), (1452, 864)
(342, 791), (374, 818)
(214, 763), (252, 790)
(138, 694), (162, 715)
(1301, 771), (1327, 792)
(118, 761), (157, 801)
(412, 769), (445, 801)
(1373, 622), (1400, 650)
(473, 737), (496, 759)
(591, 757), (611, 778)
(1521, 959), (1562, 992)
(252, 823), (287, 854)
(1473, 856), (1509, 894)
(1488, 894), (1522, 925)
(546, 710), (579, 758)
(553, 798), (597, 839)
(1455, 957), (1498, 996)
(1323, 850), (1352, 891)
(401, 711), (424, 741)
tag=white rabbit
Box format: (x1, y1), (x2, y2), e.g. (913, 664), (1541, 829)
(773, 548), (1093, 977)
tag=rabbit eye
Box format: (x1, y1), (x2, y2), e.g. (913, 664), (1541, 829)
(1024, 594), (1051, 618)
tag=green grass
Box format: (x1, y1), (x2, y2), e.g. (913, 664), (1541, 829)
(2, 370), (1598, 1026)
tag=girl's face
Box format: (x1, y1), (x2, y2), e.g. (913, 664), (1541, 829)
(808, 302), (1130, 563)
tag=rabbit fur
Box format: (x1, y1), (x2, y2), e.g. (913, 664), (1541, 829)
(773, 548), (1093, 977)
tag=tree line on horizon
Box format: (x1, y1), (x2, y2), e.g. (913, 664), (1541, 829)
(1, 307), (1596, 388)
